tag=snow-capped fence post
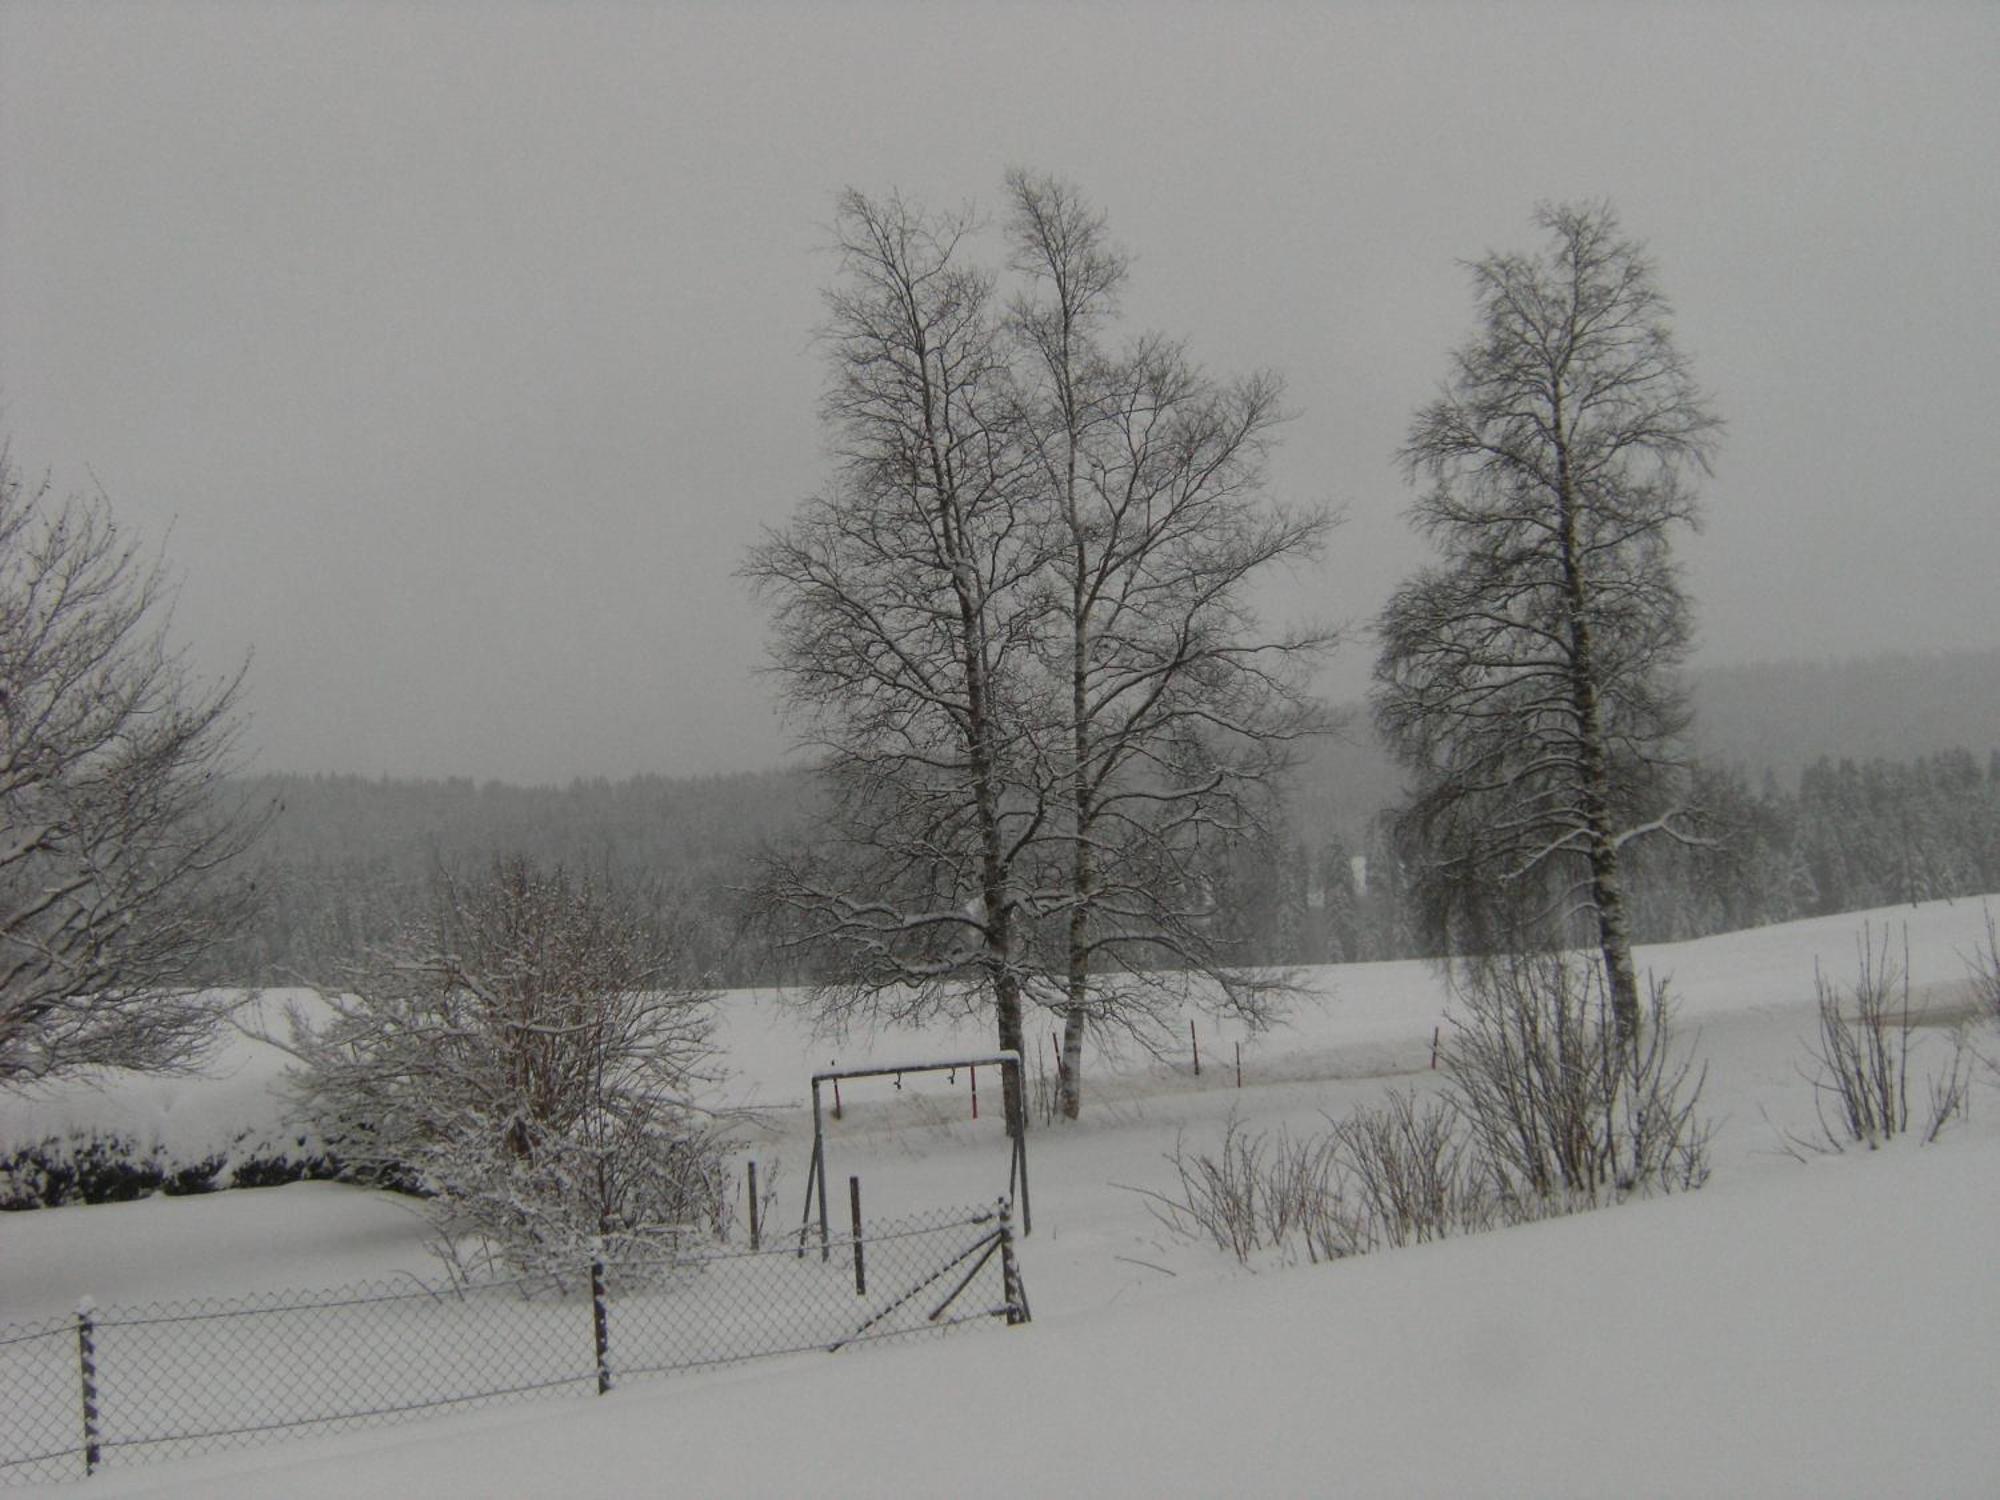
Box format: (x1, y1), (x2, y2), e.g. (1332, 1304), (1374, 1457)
(849, 1176), (867, 1297)
(74, 1297), (102, 1475)
(997, 1199), (1029, 1326)
(589, 1246), (612, 1396)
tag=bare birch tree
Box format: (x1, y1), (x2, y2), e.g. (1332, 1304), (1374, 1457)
(1373, 201), (1720, 1046)
(743, 190), (1047, 1127)
(0, 453), (261, 1087)
(1005, 171), (1335, 1116)
(747, 178), (1334, 1123)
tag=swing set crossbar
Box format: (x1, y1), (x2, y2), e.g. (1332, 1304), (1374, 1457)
(808, 1053), (1023, 1086)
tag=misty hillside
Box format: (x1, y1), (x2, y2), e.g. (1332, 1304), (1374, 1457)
(228, 646), (2000, 881)
(210, 649), (2000, 986)
(1688, 649), (2000, 787)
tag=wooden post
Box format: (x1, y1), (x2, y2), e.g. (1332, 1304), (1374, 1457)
(1190, 1018), (1201, 1077)
(747, 1161), (761, 1251)
(849, 1175), (866, 1297)
(75, 1299), (101, 1477)
(589, 1249), (613, 1395)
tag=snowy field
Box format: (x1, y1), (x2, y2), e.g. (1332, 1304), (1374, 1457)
(5, 897), (2000, 1496)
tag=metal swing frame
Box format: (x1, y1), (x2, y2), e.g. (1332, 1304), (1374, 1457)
(798, 1051), (1031, 1259)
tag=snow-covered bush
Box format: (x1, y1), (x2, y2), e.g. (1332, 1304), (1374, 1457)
(0, 1127), (337, 1209)
(283, 858), (730, 1280)
(1, 1132), (184, 1207)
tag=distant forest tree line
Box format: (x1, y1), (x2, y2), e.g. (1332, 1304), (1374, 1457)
(204, 653), (2000, 990)
(1224, 746), (2000, 968)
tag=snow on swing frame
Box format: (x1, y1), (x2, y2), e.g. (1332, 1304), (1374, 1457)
(799, 1052), (1031, 1257)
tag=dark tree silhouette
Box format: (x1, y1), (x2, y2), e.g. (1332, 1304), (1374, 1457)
(1374, 202), (1720, 1046)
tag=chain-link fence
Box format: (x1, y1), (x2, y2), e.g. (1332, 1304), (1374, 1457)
(0, 1200), (1026, 1487)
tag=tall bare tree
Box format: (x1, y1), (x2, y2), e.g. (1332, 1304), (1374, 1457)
(1373, 202), (1720, 1046)
(743, 190), (1047, 1126)
(1005, 171), (1335, 1116)
(747, 178), (1334, 1123)
(0, 453), (262, 1087)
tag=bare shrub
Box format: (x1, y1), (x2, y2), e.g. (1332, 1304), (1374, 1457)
(1328, 1090), (1490, 1249)
(1133, 1093), (1494, 1267)
(1133, 1119), (1322, 1265)
(1803, 925), (1969, 1150)
(1922, 1029), (1975, 1145)
(1966, 906), (2000, 1032)
(1140, 950), (1711, 1271)
(1446, 951), (1710, 1206)
(1131, 1121), (1258, 1263)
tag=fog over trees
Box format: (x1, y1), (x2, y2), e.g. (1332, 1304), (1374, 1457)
(199, 653), (2000, 991)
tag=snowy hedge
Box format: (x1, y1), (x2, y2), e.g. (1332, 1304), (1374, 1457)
(0, 991), (361, 1211)
(1, 1127), (344, 1210)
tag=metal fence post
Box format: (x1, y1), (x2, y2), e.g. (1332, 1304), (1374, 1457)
(747, 1160), (762, 1251)
(589, 1249), (612, 1396)
(849, 1176), (866, 1297)
(75, 1298), (102, 1475)
(997, 1199), (1029, 1326)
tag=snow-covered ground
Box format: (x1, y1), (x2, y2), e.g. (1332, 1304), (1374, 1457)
(5, 897), (1999, 1496)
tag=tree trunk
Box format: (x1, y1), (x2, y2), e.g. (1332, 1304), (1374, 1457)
(1552, 418), (1648, 1056)
(1555, 428), (1642, 1052)
(1570, 614), (1642, 1049)
(1064, 567), (1090, 1122)
(1058, 1003), (1086, 1120)
(995, 972), (1026, 1135)
(1587, 833), (1642, 1052)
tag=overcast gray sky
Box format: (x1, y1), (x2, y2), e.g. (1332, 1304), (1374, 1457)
(3, 1), (1995, 785)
